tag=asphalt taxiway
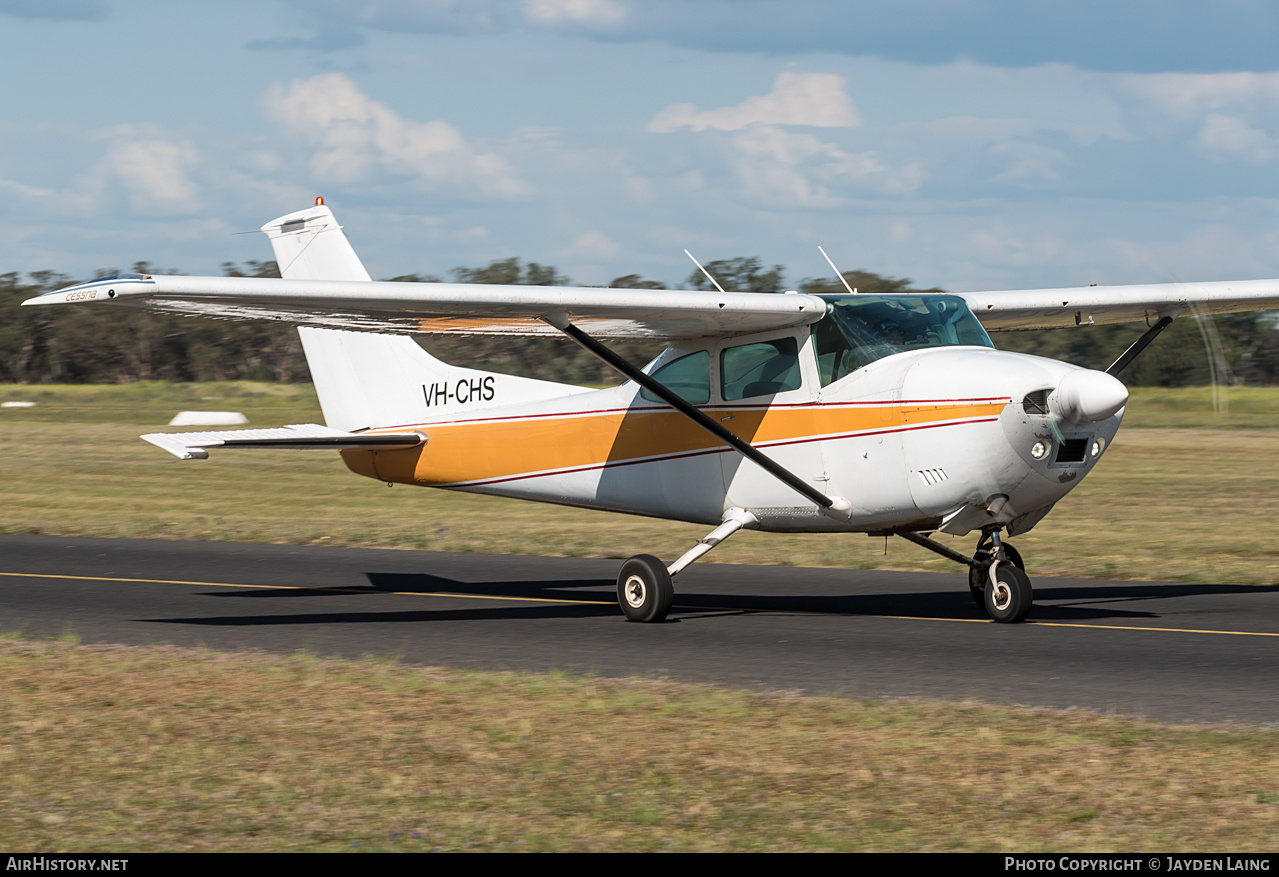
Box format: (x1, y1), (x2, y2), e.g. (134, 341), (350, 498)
(2, 534), (1276, 724)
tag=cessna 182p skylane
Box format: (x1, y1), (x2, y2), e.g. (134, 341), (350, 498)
(26, 200), (1279, 624)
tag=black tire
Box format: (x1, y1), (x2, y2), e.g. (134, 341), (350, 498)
(968, 542), (1024, 606)
(984, 563), (1033, 623)
(616, 555), (674, 623)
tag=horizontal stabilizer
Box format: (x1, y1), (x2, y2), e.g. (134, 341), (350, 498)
(141, 423), (425, 460)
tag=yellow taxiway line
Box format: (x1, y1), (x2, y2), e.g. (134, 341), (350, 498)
(1028, 620), (1279, 637)
(875, 613), (1279, 636)
(4, 571), (1278, 637)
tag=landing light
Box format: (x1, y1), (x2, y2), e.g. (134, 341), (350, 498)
(1091, 437), (1105, 457)
(1030, 441), (1048, 460)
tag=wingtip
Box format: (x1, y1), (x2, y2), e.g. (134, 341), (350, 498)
(20, 289), (74, 306)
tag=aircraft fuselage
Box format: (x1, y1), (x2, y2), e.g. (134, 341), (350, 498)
(344, 294), (1125, 538)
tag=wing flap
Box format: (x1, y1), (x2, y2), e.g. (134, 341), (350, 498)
(141, 423), (425, 460)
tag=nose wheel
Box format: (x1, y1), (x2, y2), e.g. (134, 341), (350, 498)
(898, 529), (1035, 623)
(969, 532), (1032, 623)
(969, 540), (1023, 606)
(984, 563), (1033, 623)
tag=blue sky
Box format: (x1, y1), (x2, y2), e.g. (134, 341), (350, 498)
(5, 0), (1279, 292)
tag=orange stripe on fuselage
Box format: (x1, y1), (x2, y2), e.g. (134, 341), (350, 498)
(344, 399), (1008, 487)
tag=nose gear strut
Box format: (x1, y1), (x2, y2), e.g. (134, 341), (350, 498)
(898, 527), (1034, 623)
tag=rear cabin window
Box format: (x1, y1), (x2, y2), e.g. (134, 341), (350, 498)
(640, 350), (710, 405)
(813, 294), (994, 386)
(720, 337), (803, 401)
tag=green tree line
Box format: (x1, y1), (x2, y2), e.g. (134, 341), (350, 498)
(2, 258), (1278, 386)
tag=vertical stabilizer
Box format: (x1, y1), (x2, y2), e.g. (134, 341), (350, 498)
(260, 199), (371, 282)
(261, 200), (587, 431)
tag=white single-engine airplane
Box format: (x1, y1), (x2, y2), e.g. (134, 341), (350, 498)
(26, 200), (1279, 623)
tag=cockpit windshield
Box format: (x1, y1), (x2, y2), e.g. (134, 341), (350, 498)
(812, 294), (994, 386)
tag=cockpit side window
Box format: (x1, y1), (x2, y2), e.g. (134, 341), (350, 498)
(720, 337), (802, 401)
(640, 350), (710, 405)
(813, 312), (868, 385)
(813, 294), (994, 386)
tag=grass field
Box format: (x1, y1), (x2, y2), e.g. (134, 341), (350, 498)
(2, 638), (1277, 852)
(3, 382), (1279, 583)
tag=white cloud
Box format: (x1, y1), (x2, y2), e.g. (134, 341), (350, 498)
(645, 68), (916, 208)
(623, 173), (654, 202)
(965, 225), (1068, 269)
(649, 71), (861, 133)
(1196, 113), (1276, 164)
(89, 126), (201, 215)
(1117, 73), (1279, 165)
(1102, 224), (1279, 281)
(724, 125), (883, 208)
(523, 0), (626, 26)
(675, 170), (703, 190)
(987, 140), (1070, 188)
(1121, 72), (1279, 117)
(561, 229), (620, 260)
(0, 177), (54, 199)
(261, 73), (529, 199)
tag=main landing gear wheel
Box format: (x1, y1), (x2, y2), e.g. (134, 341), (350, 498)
(984, 564), (1033, 624)
(969, 542), (1023, 607)
(617, 555), (674, 623)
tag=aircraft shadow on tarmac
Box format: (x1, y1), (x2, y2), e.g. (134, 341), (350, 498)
(145, 571), (1279, 627)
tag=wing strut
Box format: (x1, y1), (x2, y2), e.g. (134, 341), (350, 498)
(1106, 315), (1175, 376)
(544, 316), (845, 514)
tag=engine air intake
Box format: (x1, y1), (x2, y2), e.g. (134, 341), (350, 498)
(1055, 438), (1088, 464)
(1022, 389), (1050, 415)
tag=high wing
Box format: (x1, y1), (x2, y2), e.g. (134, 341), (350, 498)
(27, 270), (1279, 338)
(23, 273), (827, 340)
(958, 279), (1279, 331)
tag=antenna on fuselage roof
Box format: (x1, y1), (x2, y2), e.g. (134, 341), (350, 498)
(818, 245), (857, 294)
(684, 249), (726, 294)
